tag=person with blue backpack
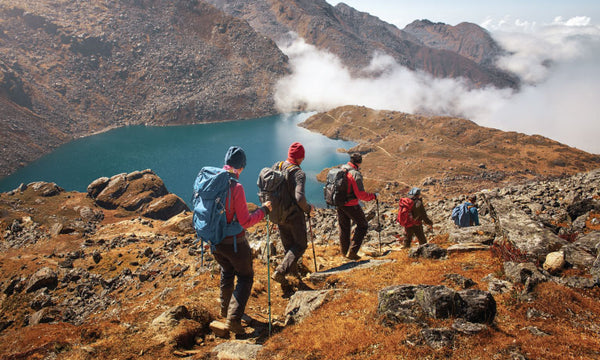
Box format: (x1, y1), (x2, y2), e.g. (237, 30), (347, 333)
(451, 195), (480, 227)
(192, 146), (271, 335)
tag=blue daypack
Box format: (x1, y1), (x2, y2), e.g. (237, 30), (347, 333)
(451, 203), (471, 227)
(192, 166), (244, 251)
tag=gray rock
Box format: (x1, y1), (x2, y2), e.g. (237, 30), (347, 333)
(448, 224), (495, 244)
(503, 262), (547, 286)
(308, 259), (393, 282)
(26, 267), (58, 293)
(563, 231), (600, 269)
(420, 327), (455, 349)
(408, 243), (447, 259)
(211, 341), (262, 360)
(284, 290), (337, 326)
(152, 305), (191, 328)
(456, 289), (496, 324)
(447, 243), (490, 253)
(87, 177), (110, 198)
(29, 307), (61, 325)
(378, 284), (496, 326)
(452, 318), (488, 334)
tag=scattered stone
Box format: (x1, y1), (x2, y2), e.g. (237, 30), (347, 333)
(26, 267), (58, 293)
(209, 320), (230, 338)
(543, 251), (565, 274)
(420, 327), (455, 349)
(285, 290), (337, 326)
(211, 341), (262, 359)
(447, 243), (490, 253)
(452, 318), (488, 334)
(152, 305), (191, 328)
(408, 243), (447, 259)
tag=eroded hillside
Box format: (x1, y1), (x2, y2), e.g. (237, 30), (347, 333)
(300, 106), (600, 200)
(0, 0), (288, 176)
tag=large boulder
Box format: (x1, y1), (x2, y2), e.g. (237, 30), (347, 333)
(88, 170), (189, 219)
(487, 196), (568, 262)
(377, 284), (496, 327)
(142, 194), (189, 220)
(562, 231), (600, 269)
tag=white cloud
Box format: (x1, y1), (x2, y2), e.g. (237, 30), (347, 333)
(274, 22), (600, 154)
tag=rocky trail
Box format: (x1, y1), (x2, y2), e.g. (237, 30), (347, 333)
(0, 167), (599, 359)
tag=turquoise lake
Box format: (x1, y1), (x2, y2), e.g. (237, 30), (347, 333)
(0, 113), (355, 207)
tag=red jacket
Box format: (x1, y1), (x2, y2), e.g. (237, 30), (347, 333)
(343, 162), (376, 206)
(223, 166), (265, 235)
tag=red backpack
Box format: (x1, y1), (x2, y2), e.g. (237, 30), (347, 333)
(397, 197), (417, 228)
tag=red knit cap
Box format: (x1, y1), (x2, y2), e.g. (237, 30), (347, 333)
(288, 142), (305, 160)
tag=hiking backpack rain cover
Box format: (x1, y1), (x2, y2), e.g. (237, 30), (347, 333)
(192, 167), (243, 248)
(324, 167), (348, 207)
(397, 197), (417, 228)
(257, 162), (297, 224)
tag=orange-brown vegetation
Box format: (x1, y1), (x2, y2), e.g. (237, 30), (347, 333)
(302, 106), (600, 201)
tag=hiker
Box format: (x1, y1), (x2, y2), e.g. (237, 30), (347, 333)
(336, 153), (377, 260)
(271, 142), (314, 284)
(212, 146), (271, 334)
(400, 187), (433, 249)
(452, 195), (480, 227)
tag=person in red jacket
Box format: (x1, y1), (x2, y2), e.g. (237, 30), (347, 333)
(337, 153), (376, 260)
(214, 146), (271, 335)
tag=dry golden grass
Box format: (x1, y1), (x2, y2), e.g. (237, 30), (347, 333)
(258, 235), (600, 360)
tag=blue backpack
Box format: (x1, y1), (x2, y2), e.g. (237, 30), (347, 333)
(192, 167), (244, 251)
(451, 203), (472, 227)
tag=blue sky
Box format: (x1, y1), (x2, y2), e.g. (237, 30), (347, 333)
(326, 0), (600, 28)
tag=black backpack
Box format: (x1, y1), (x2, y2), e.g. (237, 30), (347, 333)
(323, 166), (349, 207)
(257, 161), (298, 224)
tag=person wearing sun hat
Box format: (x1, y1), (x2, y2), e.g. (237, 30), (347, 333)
(214, 146), (271, 335)
(270, 142), (314, 286)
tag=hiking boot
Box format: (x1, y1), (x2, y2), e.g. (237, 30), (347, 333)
(271, 270), (286, 284)
(225, 319), (245, 335)
(345, 252), (361, 261)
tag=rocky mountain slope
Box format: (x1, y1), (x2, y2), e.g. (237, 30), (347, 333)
(1, 0), (522, 179)
(204, 0), (518, 87)
(300, 106), (600, 200)
(1, 107), (599, 359)
(0, 0), (288, 177)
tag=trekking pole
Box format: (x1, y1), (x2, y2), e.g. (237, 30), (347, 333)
(266, 215), (272, 337)
(200, 239), (204, 268)
(376, 197), (382, 255)
(307, 214), (318, 273)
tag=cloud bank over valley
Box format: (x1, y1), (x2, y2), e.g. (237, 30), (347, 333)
(274, 17), (600, 154)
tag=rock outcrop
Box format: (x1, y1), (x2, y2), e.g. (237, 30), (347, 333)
(87, 169), (188, 220)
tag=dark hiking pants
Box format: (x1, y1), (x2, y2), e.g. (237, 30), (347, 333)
(337, 204), (368, 256)
(276, 211), (308, 275)
(213, 235), (254, 321)
(405, 225), (427, 247)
